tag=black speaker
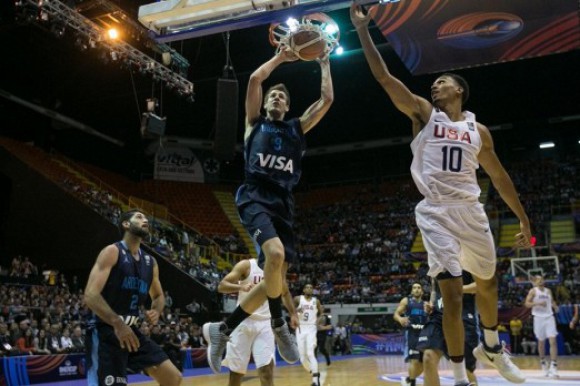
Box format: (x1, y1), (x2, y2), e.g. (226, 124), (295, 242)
(214, 78), (239, 161)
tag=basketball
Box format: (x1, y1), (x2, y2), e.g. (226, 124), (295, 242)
(290, 29), (326, 61)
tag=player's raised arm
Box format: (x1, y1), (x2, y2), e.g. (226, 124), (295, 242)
(299, 55), (334, 133)
(350, 3), (431, 125)
(218, 260), (251, 294)
(477, 123), (531, 248)
(245, 48), (298, 137)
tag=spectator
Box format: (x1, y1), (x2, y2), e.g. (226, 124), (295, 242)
(71, 326), (85, 353)
(33, 329), (51, 355)
(16, 328), (35, 355)
(60, 328), (73, 352)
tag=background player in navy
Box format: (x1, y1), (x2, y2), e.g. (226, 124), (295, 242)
(351, 4), (530, 385)
(85, 210), (182, 386)
(394, 283), (427, 386)
(418, 272), (480, 386)
(204, 46), (334, 374)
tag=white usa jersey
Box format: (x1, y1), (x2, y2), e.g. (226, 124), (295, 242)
(531, 287), (553, 317)
(238, 259), (270, 320)
(298, 296), (318, 326)
(410, 108), (482, 202)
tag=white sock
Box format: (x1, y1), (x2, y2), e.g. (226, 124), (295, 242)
(450, 360), (468, 384)
(483, 328), (500, 348)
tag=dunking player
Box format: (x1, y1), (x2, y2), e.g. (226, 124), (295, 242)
(525, 275), (559, 377)
(203, 47), (334, 373)
(394, 283), (427, 386)
(351, 4), (531, 385)
(84, 210), (182, 386)
(294, 284), (324, 386)
(218, 258), (297, 386)
(418, 272), (480, 386)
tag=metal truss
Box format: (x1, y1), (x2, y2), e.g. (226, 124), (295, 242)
(22, 0), (194, 97)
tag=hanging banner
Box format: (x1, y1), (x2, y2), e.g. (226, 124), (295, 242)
(154, 144), (205, 182)
(371, 0), (579, 74)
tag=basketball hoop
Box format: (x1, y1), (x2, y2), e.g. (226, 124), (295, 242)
(269, 13), (340, 60)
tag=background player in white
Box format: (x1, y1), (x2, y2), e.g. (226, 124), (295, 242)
(218, 258), (298, 386)
(351, 4), (531, 385)
(525, 274), (559, 377)
(394, 283), (427, 386)
(294, 284), (324, 386)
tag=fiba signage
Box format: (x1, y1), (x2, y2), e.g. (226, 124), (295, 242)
(154, 144), (205, 182)
(58, 360), (78, 376)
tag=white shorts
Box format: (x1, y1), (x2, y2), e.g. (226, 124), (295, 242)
(222, 318), (275, 374)
(296, 324), (318, 355)
(533, 315), (558, 341)
(415, 199), (496, 279)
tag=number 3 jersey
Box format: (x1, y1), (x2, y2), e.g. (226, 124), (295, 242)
(410, 108), (482, 202)
(244, 116), (305, 192)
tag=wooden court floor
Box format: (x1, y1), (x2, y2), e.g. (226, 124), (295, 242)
(132, 355), (580, 386)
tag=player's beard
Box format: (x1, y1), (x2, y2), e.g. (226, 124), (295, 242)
(129, 223), (149, 239)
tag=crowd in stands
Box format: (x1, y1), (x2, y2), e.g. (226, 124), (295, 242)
(4, 149), (579, 360)
(487, 155), (579, 246)
(0, 261), (210, 368)
(60, 177), (240, 291)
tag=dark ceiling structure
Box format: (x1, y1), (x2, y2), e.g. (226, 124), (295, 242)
(0, 0), (579, 180)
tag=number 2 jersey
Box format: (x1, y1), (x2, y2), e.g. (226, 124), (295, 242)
(410, 108), (483, 202)
(97, 241), (154, 325)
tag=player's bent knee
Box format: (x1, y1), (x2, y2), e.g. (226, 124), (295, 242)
(422, 350), (439, 366)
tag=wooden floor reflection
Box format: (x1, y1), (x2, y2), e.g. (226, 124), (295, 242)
(131, 355), (580, 386)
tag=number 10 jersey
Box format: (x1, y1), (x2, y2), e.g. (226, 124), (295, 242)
(410, 108), (482, 203)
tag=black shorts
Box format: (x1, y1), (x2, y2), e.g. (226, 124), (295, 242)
(93, 324), (169, 385)
(236, 183), (297, 266)
(404, 329), (424, 362)
(417, 317), (479, 372)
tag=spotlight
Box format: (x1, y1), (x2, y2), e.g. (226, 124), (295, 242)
(286, 17), (299, 32)
(335, 45), (344, 55)
(324, 24), (337, 34)
(539, 142), (555, 149)
(107, 28), (119, 39)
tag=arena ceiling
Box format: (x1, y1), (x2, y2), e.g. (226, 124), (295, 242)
(0, 0), (579, 177)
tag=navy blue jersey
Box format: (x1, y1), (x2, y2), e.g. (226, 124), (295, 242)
(407, 297), (428, 328)
(556, 303), (578, 325)
(244, 116), (305, 192)
(97, 242), (154, 323)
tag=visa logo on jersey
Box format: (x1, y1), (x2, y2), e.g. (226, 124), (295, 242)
(433, 125), (472, 144)
(257, 153), (294, 173)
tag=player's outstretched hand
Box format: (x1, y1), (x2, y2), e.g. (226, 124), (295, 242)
(350, 2), (371, 30)
(278, 45), (299, 62)
(145, 309), (161, 325)
(515, 221), (531, 248)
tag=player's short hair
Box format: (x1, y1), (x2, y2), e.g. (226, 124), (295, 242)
(442, 73), (469, 105)
(264, 83), (290, 106)
(118, 209), (140, 234)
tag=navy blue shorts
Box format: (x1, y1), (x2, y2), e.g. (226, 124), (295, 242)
(236, 182), (297, 266)
(417, 316), (479, 372)
(404, 329), (424, 362)
(92, 324), (169, 385)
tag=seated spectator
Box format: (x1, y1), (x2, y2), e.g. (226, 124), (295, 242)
(60, 328), (73, 352)
(16, 328), (35, 355)
(47, 324), (64, 354)
(33, 329), (51, 355)
(0, 322), (15, 356)
(71, 326), (85, 353)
